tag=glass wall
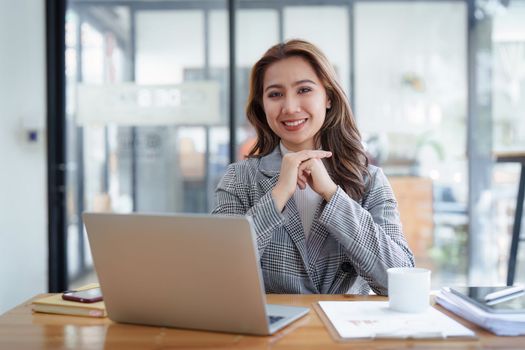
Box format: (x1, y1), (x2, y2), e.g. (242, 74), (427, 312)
(490, 0), (525, 285)
(63, 0), (525, 290)
(355, 1), (468, 286)
(66, 1), (229, 284)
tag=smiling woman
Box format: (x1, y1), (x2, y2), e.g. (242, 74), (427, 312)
(262, 56), (330, 152)
(212, 39), (414, 295)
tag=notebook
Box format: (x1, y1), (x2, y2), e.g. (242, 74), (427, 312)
(83, 212), (309, 335)
(32, 283), (107, 318)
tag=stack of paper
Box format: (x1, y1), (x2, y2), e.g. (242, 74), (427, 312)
(436, 288), (525, 336)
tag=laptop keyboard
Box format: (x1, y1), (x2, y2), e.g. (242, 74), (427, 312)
(268, 315), (284, 324)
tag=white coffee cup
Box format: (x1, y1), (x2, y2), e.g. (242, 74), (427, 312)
(387, 267), (431, 313)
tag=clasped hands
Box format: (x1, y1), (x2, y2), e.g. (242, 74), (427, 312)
(271, 150), (337, 212)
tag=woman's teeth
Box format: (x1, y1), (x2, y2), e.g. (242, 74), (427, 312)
(283, 119), (306, 127)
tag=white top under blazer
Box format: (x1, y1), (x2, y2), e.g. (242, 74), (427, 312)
(279, 142), (322, 239)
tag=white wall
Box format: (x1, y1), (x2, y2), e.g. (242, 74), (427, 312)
(0, 0), (47, 314)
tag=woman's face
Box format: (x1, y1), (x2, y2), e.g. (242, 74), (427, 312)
(262, 56), (331, 152)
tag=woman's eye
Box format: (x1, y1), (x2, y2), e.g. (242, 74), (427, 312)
(267, 91), (282, 98)
(298, 87), (312, 94)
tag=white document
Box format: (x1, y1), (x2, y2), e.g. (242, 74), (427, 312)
(318, 301), (476, 339)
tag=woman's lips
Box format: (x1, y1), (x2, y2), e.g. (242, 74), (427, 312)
(282, 118), (307, 131)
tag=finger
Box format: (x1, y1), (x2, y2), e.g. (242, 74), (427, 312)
(294, 150), (332, 162)
(301, 150), (332, 159)
(297, 175), (307, 189)
(297, 172), (308, 185)
(298, 159), (315, 174)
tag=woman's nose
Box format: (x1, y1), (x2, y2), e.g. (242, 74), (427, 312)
(282, 95), (301, 114)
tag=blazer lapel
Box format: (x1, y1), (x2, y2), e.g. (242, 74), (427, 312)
(306, 202), (330, 274)
(258, 148), (281, 199)
(258, 173), (279, 194)
(282, 198), (310, 277)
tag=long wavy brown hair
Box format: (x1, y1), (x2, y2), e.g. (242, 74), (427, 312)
(246, 39), (369, 201)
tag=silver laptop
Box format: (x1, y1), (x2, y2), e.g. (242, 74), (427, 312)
(83, 212), (309, 335)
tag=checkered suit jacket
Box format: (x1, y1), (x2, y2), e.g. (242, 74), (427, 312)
(212, 147), (414, 295)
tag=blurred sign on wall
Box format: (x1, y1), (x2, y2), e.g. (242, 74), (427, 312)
(77, 82), (220, 125)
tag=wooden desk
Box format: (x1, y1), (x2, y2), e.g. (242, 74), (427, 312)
(1, 294), (524, 349)
(495, 151), (525, 285)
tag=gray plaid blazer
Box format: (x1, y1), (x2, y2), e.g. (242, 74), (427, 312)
(212, 147), (414, 295)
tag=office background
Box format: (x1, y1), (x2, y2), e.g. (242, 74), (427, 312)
(1, 0), (524, 315)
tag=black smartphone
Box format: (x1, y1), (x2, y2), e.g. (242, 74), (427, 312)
(62, 287), (103, 303)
